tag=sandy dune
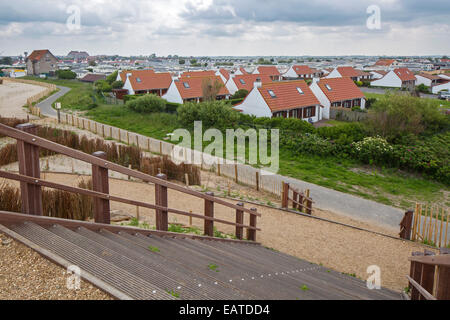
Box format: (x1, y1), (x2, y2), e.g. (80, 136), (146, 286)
(0, 80), (46, 119)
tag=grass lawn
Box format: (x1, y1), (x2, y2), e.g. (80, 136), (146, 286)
(364, 91), (450, 108)
(84, 105), (448, 210)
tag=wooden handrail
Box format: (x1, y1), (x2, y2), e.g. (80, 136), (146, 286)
(0, 123), (260, 217)
(409, 255), (450, 267)
(406, 276), (437, 300)
(0, 170), (260, 231)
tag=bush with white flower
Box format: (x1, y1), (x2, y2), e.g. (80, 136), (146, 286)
(352, 136), (394, 164)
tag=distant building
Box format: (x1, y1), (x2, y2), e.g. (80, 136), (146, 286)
(68, 51), (90, 60)
(282, 65), (324, 80)
(225, 74), (272, 95)
(326, 67), (372, 81)
(122, 70), (172, 96)
(25, 50), (59, 76)
(80, 73), (106, 83)
(370, 68), (416, 90)
(253, 66), (281, 81)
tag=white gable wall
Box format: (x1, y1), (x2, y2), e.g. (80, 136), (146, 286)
(283, 66), (298, 78)
(123, 77), (135, 95)
(162, 81), (183, 104)
(309, 82), (331, 119)
(371, 71), (402, 88)
(235, 88), (272, 117)
(226, 78), (239, 95)
(415, 75), (432, 87)
(432, 82), (450, 94)
(325, 68), (342, 79)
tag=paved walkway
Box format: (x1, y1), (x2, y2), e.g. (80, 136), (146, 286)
(36, 85), (71, 117)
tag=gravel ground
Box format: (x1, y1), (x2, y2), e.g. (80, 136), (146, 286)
(0, 232), (112, 300)
(2, 172), (434, 293)
(0, 81), (46, 119)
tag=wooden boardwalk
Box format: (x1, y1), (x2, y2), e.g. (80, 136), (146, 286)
(0, 214), (400, 300)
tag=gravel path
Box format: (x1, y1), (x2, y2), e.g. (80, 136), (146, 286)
(0, 232), (112, 300)
(0, 81), (46, 119)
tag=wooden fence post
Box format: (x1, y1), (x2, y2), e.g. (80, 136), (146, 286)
(155, 173), (168, 231)
(235, 202), (244, 240)
(217, 163), (221, 176)
(16, 124), (43, 216)
(281, 182), (289, 209)
(255, 171), (260, 191)
(305, 189), (312, 215)
(91, 151), (110, 224)
(204, 192), (214, 237)
(436, 266), (450, 300)
(292, 190), (298, 210)
(247, 208), (257, 241)
(400, 211), (414, 240)
(234, 164), (238, 183)
(419, 264), (436, 300)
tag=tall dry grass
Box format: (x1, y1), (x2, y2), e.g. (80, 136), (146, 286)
(0, 180), (93, 221)
(0, 121), (201, 185)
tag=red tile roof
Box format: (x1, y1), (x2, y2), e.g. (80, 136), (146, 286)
(417, 72), (441, 81)
(372, 70), (388, 76)
(27, 50), (56, 62)
(80, 74), (106, 83)
(256, 66), (280, 76)
(181, 70), (216, 78)
(219, 69), (230, 81)
(317, 77), (365, 103)
(119, 69), (155, 82)
(232, 74), (272, 92)
(336, 67), (364, 78)
(257, 80), (319, 112)
(238, 67), (249, 74)
(175, 76), (230, 100)
(375, 59), (396, 66)
(292, 65), (315, 75)
(394, 68), (416, 82)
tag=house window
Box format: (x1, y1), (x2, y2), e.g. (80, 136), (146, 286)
(239, 79), (246, 85)
(183, 82), (190, 88)
(325, 84), (332, 91)
(268, 90), (277, 98)
(305, 107), (313, 118)
(136, 77), (142, 83)
(296, 87), (304, 95)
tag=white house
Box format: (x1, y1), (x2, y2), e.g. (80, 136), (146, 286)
(215, 68), (230, 83)
(325, 66), (372, 81)
(121, 69), (172, 96)
(252, 66), (281, 81)
(370, 68), (416, 90)
(163, 76), (230, 104)
(9, 69), (26, 78)
(225, 74), (272, 95)
(370, 70), (388, 79)
(282, 65), (324, 80)
(234, 80), (322, 123)
(309, 77), (366, 119)
(432, 81), (450, 94)
(415, 73), (442, 87)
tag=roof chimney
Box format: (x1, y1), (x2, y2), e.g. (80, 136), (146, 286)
(254, 77), (262, 88)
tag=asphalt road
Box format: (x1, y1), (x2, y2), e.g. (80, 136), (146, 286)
(36, 85), (71, 117)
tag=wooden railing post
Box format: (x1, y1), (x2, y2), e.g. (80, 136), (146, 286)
(436, 266), (450, 300)
(292, 190), (298, 210)
(400, 210), (414, 240)
(155, 173), (168, 231)
(419, 264), (436, 300)
(235, 202), (244, 240)
(16, 123), (43, 216)
(204, 192), (215, 237)
(91, 151), (110, 224)
(281, 182), (289, 209)
(255, 171), (260, 191)
(247, 208), (258, 241)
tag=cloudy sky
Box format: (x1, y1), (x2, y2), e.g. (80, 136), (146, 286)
(1, 0), (449, 57)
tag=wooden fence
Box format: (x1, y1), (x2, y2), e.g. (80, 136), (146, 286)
(281, 181), (313, 214)
(400, 203), (449, 248)
(407, 250), (450, 300)
(0, 123), (261, 242)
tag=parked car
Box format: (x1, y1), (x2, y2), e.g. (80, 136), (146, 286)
(438, 90), (450, 101)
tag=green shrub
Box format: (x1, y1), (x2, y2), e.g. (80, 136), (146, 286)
(231, 89), (249, 100)
(106, 71), (118, 84)
(354, 80), (363, 87)
(56, 70), (77, 80)
(95, 80), (112, 93)
(177, 101), (240, 130)
(111, 80), (124, 89)
(126, 94), (166, 113)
